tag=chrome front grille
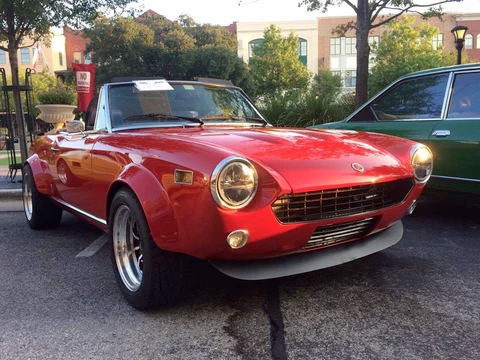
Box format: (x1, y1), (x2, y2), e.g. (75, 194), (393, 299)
(272, 178), (413, 224)
(304, 217), (377, 250)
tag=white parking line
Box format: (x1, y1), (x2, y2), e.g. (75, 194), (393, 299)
(76, 233), (109, 258)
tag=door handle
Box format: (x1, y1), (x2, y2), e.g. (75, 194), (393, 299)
(432, 130), (450, 137)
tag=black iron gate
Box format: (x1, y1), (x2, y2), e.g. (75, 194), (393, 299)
(0, 68), (37, 182)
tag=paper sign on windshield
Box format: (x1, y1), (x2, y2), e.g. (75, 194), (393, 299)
(134, 79), (174, 91)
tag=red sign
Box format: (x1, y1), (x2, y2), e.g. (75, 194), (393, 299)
(72, 63), (96, 112)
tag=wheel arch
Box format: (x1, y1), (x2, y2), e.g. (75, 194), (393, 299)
(106, 164), (179, 248)
(25, 154), (54, 195)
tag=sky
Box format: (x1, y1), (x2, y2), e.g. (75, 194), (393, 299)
(141, 0), (480, 26)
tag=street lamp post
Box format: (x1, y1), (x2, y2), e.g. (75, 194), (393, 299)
(451, 25), (469, 65)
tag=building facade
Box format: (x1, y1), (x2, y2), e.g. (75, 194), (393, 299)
(234, 13), (480, 90)
(0, 27), (67, 78)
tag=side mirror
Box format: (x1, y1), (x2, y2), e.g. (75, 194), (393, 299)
(65, 120), (85, 133)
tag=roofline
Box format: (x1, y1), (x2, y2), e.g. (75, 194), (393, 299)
(396, 62), (480, 80)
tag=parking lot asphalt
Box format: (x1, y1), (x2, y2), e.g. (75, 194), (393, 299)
(0, 194), (479, 359)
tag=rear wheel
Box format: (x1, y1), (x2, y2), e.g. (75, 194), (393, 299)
(109, 189), (186, 310)
(23, 164), (62, 229)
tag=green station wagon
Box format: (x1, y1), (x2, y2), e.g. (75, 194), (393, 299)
(311, 63), (480, 195)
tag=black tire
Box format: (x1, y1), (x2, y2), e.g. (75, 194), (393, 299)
(23, 164), (63, 230)
(109, 189), (186, 310)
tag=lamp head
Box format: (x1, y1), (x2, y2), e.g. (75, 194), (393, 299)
(451, 25), (469, 43)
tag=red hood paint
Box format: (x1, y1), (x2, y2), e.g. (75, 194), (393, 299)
(128, 127), (414, 193)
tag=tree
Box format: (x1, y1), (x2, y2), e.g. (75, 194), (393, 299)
(249, 24), (312, 96)
(298, 0), (463, 108)
(369, 15), (457, 95)
(0, 0), (136, 162)
(310, 66), (343, 101)
(186, 46), (255, 96)
(85, 16), (154, 84)
(86, 15), (253, 94)
(186, 24), (238, 52)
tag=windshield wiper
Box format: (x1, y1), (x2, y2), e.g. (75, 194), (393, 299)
(200, 114), (268, 127)
(122, 113), (204, 125)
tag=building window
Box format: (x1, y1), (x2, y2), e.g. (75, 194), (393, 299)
(59, 52), (63, 66)
(477, 35), (480, 49)
(331, 71), (341, 77)
(0, 50), (6, 65)
(345, 37), (356, 54)
(20, 48), (30, 64)
(84, 52), (92, 64)
(368, 36), (379, 47)
(248, 39), (264, 58)
(432, 33), (443, 50)
(330, 38), (341, 55)
(73, 51), (82, 64)
(345, 70), (357, 88)
(465, 34), (473, 49)
(298, 38), (307, 65)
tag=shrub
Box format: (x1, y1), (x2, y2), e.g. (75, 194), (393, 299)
(37, 85), (76, 105)
(256, 89), (354, 128)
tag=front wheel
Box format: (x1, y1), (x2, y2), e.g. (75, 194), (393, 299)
(109, 189), (186, 310)
(23, 164), (62, 229)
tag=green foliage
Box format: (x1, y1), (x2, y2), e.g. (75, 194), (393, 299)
(186, 24), (238, 52)
(87, 14), (249, 91)
(0, 0), (137, 48)
(249, 24), (312, 96)
(85, 16), (154, 84)
(310, 67), (343, 101)
(36, 85), (76, 105)
(297, 0), (463, 107)
(369, 15), (458, 95)
(257, 86), (354, 128)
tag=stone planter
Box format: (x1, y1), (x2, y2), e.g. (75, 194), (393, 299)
(35, 104), (77, 134)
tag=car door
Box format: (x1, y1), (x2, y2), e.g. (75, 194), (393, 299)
(427, 70), (480, 193)
(52, 133), (96, 213)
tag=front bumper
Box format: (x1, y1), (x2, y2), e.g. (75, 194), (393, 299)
(209, 220), (403, 280)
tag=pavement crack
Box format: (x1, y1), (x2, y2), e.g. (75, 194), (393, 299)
(264, 280), (287, 360)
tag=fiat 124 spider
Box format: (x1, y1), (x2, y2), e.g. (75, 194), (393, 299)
(23, 79), (433, 310)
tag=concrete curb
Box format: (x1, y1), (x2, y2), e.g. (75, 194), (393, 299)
(0, 189), (22, 200)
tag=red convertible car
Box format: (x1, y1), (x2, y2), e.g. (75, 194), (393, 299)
(23, 78), (433, 310)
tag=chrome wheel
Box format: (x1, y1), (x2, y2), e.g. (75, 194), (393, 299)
(113, 205), (143, 292)
(23, 171), (33, 221)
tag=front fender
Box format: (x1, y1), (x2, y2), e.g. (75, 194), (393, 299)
(25, 154), (55, 195)
(109, 164), (179, 250)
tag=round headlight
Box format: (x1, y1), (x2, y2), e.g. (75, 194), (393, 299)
(211, 156), (258, 209)
(410, 145), (433, 183)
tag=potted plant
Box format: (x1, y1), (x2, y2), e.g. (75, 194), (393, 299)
(35, 85), (77, 133)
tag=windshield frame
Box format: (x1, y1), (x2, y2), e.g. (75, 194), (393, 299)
(102, 80), (269, 132)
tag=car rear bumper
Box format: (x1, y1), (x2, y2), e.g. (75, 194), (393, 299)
(209, 220), (403, 280)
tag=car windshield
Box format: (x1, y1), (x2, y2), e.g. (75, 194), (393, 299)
(108, 82), (267, 129)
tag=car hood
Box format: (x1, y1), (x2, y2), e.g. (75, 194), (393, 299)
(124, 127), (413, 193)
(169, 127), (413, 193)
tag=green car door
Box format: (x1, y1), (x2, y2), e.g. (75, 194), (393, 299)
(427, 71), (480, 194)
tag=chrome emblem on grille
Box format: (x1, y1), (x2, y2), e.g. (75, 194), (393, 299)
(351, 163), (364, 172)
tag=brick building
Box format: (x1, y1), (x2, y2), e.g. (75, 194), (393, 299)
(235, 12), (480, 90)
(64, 26), (91, 67)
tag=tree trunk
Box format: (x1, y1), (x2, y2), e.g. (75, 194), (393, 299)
(8, 40), (29, 164)
(355, 0), (371, 109)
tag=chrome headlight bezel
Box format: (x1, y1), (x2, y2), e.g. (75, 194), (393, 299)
(210, 156), (258, 210)
(410, 144), (433, 183)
